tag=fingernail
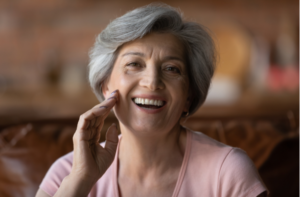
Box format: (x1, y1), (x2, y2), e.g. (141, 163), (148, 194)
(99, 106), (108, 109)
(108, 96), (117, 101)
(110, 90), (117, 96)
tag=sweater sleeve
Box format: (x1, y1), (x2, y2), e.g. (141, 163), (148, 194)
(218, 148), (268, 197)
(39, 152), (73, 196)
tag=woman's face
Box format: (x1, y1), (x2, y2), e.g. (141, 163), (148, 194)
(103, 32), (190, 134)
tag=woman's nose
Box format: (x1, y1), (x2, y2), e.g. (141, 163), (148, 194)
(139, 67), (165, 91)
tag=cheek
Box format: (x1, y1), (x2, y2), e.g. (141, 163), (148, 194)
(172, 78), (189, 96)
(169, 79), (189, 108)
(112, 73), (138, 126)
(113, 72), (136, 93)
(109, 72), (137, 108)
(108, 69), (128, 90)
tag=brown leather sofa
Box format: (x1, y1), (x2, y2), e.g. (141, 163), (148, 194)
(0, 114), (298, 197)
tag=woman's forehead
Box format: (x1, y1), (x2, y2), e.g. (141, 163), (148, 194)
(118, 32), (185, 58)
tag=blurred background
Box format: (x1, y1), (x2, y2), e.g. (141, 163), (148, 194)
(0, 1), (298, 196)
(0, 0), (298, 124)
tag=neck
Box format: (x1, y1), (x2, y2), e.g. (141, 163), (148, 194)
(118, 123), (186, 180)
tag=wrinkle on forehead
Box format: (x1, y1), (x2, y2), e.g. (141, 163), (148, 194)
(118, 32), (185, 62)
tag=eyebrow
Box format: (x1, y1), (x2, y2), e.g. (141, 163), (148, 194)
(122, 52), (183, 61)
(163, 56), (185, 63)
(122, 52), (145, 57)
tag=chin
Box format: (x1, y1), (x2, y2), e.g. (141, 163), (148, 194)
(114, 106), (181, 135)
(126, 120), (163, 134)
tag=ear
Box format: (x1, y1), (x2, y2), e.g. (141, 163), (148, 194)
(101, 79), (110, 99)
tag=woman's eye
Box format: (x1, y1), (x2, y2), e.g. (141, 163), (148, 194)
(127, 62), (140, 67)
(165, 66), (180, 73)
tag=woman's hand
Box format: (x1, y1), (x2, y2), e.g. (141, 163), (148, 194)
(53, 90), (119, 197)
(72, 89), (119, 181)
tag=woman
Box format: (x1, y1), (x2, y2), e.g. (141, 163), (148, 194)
(36, 4), (267, 197)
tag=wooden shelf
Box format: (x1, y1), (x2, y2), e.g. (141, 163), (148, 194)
(0, 86), (298, 127)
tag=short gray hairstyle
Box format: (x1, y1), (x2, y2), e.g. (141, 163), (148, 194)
(89, 4), (216, 116)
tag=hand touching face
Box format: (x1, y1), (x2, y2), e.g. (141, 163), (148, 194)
(72, 90), (119, 184)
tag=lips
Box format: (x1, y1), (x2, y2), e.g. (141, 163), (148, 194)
(132, 97), (166, 110)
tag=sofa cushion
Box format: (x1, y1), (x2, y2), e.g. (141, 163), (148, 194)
(0, 117), (298, 197)
(0, 122), (75, 197)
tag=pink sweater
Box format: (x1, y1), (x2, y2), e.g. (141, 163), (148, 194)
(40, 129), (267, 197)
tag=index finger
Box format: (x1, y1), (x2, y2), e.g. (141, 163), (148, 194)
(77, 90), (119, 130)
(92, 90), (119, 109)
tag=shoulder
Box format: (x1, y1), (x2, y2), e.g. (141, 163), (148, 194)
(190, 129), (228, 148)
(185, 130), (235, 177)
(39, 141), (110, 196)
(188, 130), (259, 166)
(184, 129), (267, 196)
(188, 129), (233, 161)
(218, 148), (267, 197)
(39, 152), (74, 196)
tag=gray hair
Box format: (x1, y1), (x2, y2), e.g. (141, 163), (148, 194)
(89, 4), (216, 116)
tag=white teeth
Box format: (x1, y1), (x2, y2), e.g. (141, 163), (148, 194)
(133, 98), (164, 106)
(149, 100), (154, 105)
(158, 100), (163, 106)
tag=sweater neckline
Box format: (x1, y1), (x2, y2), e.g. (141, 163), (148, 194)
(112, 128), (192, 197)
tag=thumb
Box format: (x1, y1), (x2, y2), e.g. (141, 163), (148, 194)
(104, 123), (119, 157)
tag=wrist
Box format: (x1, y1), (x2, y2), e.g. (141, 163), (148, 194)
(54, 173), (97, 197)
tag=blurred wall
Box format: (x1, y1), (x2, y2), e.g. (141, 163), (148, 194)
(0, 0), (298, 121)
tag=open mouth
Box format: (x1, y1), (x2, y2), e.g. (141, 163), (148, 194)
(132, 98), (166, 109)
